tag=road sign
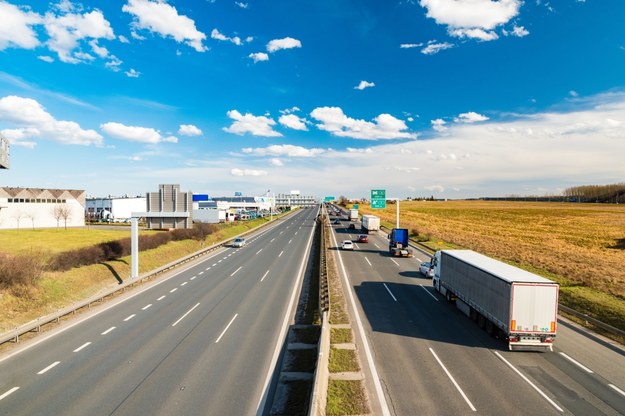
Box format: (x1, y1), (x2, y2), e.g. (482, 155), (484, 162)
(352, 204), (359, 209)
(371, 199), (386, 209)
(324, 196), (335, 202)
(371, 189), (385, 199)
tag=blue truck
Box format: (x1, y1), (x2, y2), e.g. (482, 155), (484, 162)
(388, 228), (413, 257)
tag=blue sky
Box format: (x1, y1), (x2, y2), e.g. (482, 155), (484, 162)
(1, 0), (624, 200)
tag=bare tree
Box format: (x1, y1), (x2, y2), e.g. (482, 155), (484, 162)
(51, 205), (71, 229)
(25, 211), (36, 230)
(12, 210), (24, 232)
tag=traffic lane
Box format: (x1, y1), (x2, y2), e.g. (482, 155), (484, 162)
(334, 233), (565, 415)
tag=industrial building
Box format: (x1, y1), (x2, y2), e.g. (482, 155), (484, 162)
(139, 184), (193, 229)
(0, 187), (86, 230)
(86, 195), (146, 222)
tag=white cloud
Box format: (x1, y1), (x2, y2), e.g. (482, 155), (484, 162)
(421, 41), (454, 55)
(455, 112), (489, 123)
(0, 95), (102, 146)
(118, 35), (130, 43)
(431, 118), (447, 132)
(270, 158), (284, 166)
(211, 28), (242, 45)
(242, 144), (326, 157)
(278, 114), (308, 131)
(43, 8), (115, 63)
(89, 39), (109, 58)
(100, 122), (178, 143)
(223, 110), (282, 137)
(267, 37), (301, 53)
(37, 55), (54, 63)
(178, 124), (202, 136)
(122, 0), (207, 52)
(0, 2), (42, 50)
(310, 107), (416, 140)
(400, 43), (423, 48)
(420, 0), (521, 31)
(231, 168), (267, 177)
(449, 28), (499, 41)
(249, 52), (269, 63)
(355, 80), (375, 90)
(235, 2), (248, 8)
(125, 68), (141, 78)
(505, 25), (529, 37)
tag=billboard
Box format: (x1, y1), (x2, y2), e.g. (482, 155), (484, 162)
(0, 134), (8, 169)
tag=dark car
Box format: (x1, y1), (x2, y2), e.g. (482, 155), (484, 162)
(348, 223), (356, 229)
(357, 234), (369, 243)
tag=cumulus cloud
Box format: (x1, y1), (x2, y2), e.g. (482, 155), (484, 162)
(125, 68), (141, 78)
(100, 122), (178, 143)
(0, 95), (102, 146)
(354, 80), (375, 90)
(270, 158), (284, 166)
(455, 112), (489, 123)
(0, 2), (42, 50)
(43, 8), (115, 63)
(421, 41), (454, 55)
(420, 0), (521, 41)
(431, 118), (448, 132)
(267, 37), (301, 52)
(249, 52), (269, 63)
(122, 0), (207, 52)
(278, 114), (308, 131)
(242, 144), (326, 157)
(178, 124), (202, 136)
(231, 168), (267, 177)
(310, 107), (416, 140)
(211, 28), (242, 45)
(223, 110), (282, 137)
(504, 25), (529, 37)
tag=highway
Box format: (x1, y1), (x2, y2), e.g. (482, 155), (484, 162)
(0, 207), (319, 416)
(329, 213), (625, 416)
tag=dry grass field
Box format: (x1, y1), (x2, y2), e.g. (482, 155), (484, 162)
(359, 200), (625, 329)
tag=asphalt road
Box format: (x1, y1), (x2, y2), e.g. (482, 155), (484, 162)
(329, 214), (625, 416)
(0, 207), (319, 416)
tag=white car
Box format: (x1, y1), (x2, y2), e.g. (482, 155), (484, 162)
(232, 237), (246, 248)
(341, 240), (354, 250)
(419, 261), (434, 277)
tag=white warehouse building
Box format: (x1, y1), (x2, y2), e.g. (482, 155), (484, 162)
(86, 195), (147, 222)
(0, 187), (86, 230)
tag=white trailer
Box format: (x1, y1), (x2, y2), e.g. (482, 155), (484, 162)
(361, 215), (380, 234)
(349, 208), (358, 221)
(432, 250), (559, 351)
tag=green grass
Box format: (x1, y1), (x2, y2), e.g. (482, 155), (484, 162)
(329, 348), (360, 373)
(326, 380), (369, 416)
(330, 328), (353, 344)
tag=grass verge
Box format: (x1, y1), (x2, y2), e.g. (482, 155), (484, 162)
(326, 380), (369, 416)
(329, 348), (360, 373)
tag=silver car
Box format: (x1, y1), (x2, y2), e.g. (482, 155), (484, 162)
(419, 261), (434, 277)
(232, 237), (246, 248)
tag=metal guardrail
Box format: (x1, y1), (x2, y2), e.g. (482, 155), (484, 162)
(0, 215), (289, 347)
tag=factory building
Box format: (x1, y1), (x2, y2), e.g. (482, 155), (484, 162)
(85, 195), (146, 222)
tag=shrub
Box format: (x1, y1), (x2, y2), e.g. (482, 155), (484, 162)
(0, 251), (46, 288)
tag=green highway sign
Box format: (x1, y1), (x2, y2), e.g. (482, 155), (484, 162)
(371, 199), (386, 209)
(371, 189), (386, 209)
(324, 196), (335, 201)
(352, 204), (359, 209)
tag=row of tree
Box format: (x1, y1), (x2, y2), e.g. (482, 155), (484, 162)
(562, 183), (625, 203)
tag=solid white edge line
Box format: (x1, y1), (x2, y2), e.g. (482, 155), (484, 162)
(383, 283), (397, 302)
(171, 302), (201, 327)
(215, 314), (238, 343)
(609, 384), (625, 397)
(37, 361), (61, 375)
(0, 387), (19, 401)
(429, 348), (477, 412)
(73, 342), (92, 352)
(101, 326), (116, 335)
(559, 352), (593, 373)
(260, 270), (270, 282)
(419, 284), (439, 301)
(230, 266), (242, 277)
(256, 210), (317, 415)
(331, 224), (392, 416)
(494, 351), (564, 412)
(364, 257), (372, 266)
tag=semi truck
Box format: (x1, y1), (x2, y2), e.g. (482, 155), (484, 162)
(388, 228), (412, 257)
(361, 215), (380, 234)
(349, 208), (358, 221)
(431, 250), (559, 351)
